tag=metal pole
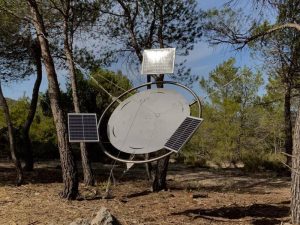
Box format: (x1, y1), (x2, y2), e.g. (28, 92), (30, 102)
(146, 74), (152, 178)
(147, 75), (151, 89)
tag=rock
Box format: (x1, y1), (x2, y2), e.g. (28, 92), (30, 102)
(69, 218), (90, 225)
(91, 207), (121, 225)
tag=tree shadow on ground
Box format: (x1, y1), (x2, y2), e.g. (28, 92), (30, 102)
(168, 177), (290, 194)
(0, 161), (149, 186)
(252, 218), (283, 225)
(0, 161), (291, 192)
(0, 167), (63, 185)
(126, 190), (152, 198)
(172, 203), (289, 224)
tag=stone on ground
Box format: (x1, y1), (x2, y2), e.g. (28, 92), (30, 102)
(91, 207), (121, 225)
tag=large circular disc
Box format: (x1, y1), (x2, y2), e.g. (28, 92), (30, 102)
(107, 89), (190, 154)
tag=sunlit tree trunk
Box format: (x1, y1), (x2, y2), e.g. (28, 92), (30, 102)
(62, 5), (94, 186)
(284, 81), (293, 167)
(27, 0), (78, 199)
(292, 105), (300, 224)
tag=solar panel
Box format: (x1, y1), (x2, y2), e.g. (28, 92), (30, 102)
(164, 116), (203, 153)
(141, 48), (176, 75)
(68, 113), (99, 142)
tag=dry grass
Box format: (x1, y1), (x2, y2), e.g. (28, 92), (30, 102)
(0, 161), (291, 225)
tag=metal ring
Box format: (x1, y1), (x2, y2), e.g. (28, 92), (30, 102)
(98, 81), (203, 164)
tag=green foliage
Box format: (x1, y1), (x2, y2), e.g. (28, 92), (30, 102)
(103, 0), (202, 57)
(40, 68), (132, 116)
(88, 68), (132, 114)
(199, 59), (263, 163)
(242, 151), (286, 172)
(0, 1), (34, 81)
(0, 95), (57, 159)
(177, 58), (285, 171)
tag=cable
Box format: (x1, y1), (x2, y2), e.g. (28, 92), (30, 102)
(104, 150), (121, 198)
(90, 76), (121, 103)
(75, 61), (129, 93)
(202, 73), (242, 100)
(93, 71), (128, 93)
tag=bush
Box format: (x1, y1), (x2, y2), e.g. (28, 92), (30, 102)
(177, 143), (208, 167)
(241, 150), (285, 172)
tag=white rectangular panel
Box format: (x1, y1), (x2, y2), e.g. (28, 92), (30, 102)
(141, 48), (176, 75)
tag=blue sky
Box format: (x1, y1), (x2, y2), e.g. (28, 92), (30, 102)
(2, 0), (270, 100)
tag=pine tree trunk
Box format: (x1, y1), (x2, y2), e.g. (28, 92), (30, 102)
(0, 81), (23, 185)
(152, 74), (171, 192)
(145, 154), (152, 180)
(80, 142), (94, 185)
(27, 0), (78, 199)
(23, 40), (42, 171)
(291, 105), (300, 224)
(153, 154), (170, 192)
(284, 82), (293, 167)
(63, 17), (94, 186)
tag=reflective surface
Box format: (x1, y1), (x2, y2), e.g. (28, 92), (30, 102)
(141, 48), (176, 75)
(107, 89), (190, 154)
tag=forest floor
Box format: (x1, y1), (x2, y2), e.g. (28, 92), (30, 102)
(0, 161), (291, 225)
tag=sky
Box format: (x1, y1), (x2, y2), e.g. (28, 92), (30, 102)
(1, 0), (273, 100)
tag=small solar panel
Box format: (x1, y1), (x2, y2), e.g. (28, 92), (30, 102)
(68, 113), (99, 142)
(141, 48), (176, 75)
(164, 116), (203, 153)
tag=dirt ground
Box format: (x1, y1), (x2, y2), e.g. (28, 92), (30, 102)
(0, 161), (291, 225)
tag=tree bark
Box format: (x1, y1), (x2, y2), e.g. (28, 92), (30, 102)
(0, 81), (23, 185)
(291, 105), (300, 224)
(284, 82), (293, 167)
(23, 40), (42, 171)
(63, 10), (94, 186)
(27, 0), (78, 199)
(153, 154), (170, 192)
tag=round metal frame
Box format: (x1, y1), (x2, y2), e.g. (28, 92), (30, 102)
(97, 81), (202, 164)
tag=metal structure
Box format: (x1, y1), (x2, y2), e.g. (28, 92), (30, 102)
(97, 81), (203, 163)
(67, 48), (203, 164)
(107, 89), (190, 154)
